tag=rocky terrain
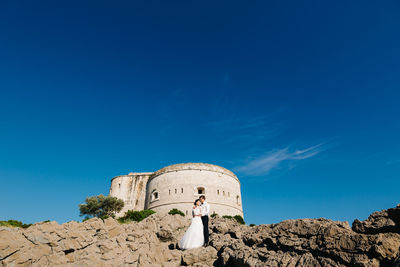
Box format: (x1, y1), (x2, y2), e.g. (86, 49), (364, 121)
(1, 204), (400, 267)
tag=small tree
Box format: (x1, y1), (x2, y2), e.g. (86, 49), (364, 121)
(79, 194), (124, 219)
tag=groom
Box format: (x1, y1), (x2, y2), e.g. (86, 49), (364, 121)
(199, 195), (210, 246)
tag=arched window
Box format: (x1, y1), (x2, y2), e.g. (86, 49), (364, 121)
(197, 187), (205, 195)
(223, 191), (225, 196)
(217, 189), (220, 195)
(169, 189), (171, 195)
(236, 195), (240, 205)
(118, 183), (121, 189)
(175, 189), (177, 194)
(181, 188), (184, 193)
(151, 191), (159, 202)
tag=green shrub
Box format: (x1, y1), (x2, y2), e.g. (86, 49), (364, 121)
(79, 194), (124, 219)
(168, 208), (185, 216)
(118, 209), (156, 223)
(0, 220), (32, 229)
(234, 215), (245, 225)
(211, 212), (218, 218)
(249, 224), (256, 227)
(221, 215), (245, 225)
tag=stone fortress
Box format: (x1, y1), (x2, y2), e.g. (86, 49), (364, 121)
(109, 163), (243, 218)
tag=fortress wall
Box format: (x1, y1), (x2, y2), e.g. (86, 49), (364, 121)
(128, 173), (151, 212)
(145, 168), (243, 217)
(110, 173), (152, 217)
(109, 175), (132, 202)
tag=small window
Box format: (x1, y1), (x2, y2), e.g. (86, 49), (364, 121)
(217, 189), (219, 195)
(175, 189), (177, 194)
(236, 195), (240, 205)
(186, 210), (188, 216)
(228, 192), (230, 197)
(136, 199), (139, 205)
(197, 187), (205, 194)
(181, 188), (184, 193)
(118, 183), (121, 189)
(151, 191), (159, 202)
(223, 191), (225, 196)
(169, 189), (171, 195)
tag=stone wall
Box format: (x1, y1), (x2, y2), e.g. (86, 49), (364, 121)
(145, 163), (243, 217)
(109, 172), (152, 217)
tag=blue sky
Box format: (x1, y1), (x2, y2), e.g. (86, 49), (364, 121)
(0, 1), (399, 225)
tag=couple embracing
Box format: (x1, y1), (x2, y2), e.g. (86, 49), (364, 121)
(179, 195), (210, 250)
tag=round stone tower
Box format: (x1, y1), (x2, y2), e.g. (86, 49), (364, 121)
(144, 163), (243, 217)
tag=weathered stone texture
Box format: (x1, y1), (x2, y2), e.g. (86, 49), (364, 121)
(2, 204), (400, 266)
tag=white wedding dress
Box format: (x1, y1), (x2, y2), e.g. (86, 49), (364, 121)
(179, 206), (204, 250)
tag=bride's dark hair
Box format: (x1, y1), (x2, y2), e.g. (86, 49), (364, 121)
(194, 199), (200, 205)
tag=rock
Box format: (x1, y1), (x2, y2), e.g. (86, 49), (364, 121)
(157, 228), (175, 242)
(352, 204), (400, 234)
(181, 246), (218, 266)
(2, 206), (400, 266)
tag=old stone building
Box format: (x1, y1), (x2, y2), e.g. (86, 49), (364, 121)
(109, 163), (243, 218)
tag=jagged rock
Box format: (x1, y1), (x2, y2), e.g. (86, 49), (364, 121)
(2, 205), (400, 266)
(352, 204), (400, 234)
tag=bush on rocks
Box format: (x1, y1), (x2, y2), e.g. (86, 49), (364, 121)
(234, 215), (245, 225)
(168, 208), (185, 216)
(221, 215), (245, 224)
(118, 209), (156, 223)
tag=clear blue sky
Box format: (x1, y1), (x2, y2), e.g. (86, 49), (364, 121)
(1, 1), (399, 225)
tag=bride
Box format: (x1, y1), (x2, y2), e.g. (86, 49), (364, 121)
(178, 199), (204, 249)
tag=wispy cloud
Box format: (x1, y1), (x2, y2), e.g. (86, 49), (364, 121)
(234, 143), (325, 176)
(205, 111), (285, 145)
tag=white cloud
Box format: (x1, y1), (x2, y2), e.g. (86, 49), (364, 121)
(234, 144), (325, 176)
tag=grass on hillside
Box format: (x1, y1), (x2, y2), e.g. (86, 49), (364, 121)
(0, 220), (32, 229)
